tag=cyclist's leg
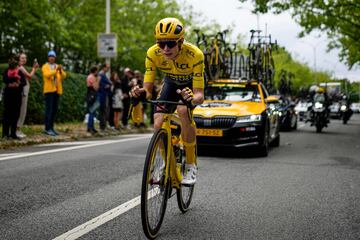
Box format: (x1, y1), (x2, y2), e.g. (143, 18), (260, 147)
(177, 105), (196, 165)
(154, 80), (179, 158)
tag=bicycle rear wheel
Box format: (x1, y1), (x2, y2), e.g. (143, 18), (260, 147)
(176, 147), (195, 213)
(141, 129), (170, 239)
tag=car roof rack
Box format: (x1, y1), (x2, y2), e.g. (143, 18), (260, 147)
(208, 78), (259, 85)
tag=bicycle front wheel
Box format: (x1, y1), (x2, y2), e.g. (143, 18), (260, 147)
(141, 129), (169, 239)
(176, 148), (195, 213)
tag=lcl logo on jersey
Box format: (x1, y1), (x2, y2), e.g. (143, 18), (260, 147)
(175, 62), (190, 69)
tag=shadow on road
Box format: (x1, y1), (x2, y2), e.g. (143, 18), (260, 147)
(295, 128), (346, 135)
(198, 146), (264, 159)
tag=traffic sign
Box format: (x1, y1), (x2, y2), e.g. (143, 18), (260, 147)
(97, 33), (117, 58)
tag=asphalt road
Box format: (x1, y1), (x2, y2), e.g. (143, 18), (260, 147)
(0, 116), (359, 240)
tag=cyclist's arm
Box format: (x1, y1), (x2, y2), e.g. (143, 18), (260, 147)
(192, 52), (205, 105)
(192, 88), (204, 105)
(143, 49), (157, 99)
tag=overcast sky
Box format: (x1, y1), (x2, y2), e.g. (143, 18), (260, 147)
(182, 0), (360, 82)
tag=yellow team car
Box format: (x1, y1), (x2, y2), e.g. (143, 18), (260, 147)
(194, 79), (280, 156)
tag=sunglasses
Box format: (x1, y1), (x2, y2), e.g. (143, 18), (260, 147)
(157, 40), (180, 49)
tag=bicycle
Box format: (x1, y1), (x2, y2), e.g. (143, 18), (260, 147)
(248, 29), (264, 82)
(194, 29), (211, 83)
(194, 29), (235, 81)
(140, 99), (196, 239)
(208, 30), (234, 80)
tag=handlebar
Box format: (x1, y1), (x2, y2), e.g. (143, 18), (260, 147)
(129, 98), (196, 122)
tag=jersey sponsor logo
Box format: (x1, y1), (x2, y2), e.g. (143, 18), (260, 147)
(161, 60), (168, 66)
(194, 72), (203, 77)
(175, 62), (190, 70)
(155, 48), (162, 56)
(165, 73), (193, 84)
(186, 49), (195, 58)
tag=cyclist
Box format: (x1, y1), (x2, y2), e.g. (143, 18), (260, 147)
(131, 17), (205, 185)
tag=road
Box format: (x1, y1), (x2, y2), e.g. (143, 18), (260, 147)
(0, 116), (359, 240)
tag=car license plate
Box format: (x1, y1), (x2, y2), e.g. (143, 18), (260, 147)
(196, 128), (223, 137)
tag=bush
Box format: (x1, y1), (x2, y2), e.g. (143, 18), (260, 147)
(0, 63), (87, 124)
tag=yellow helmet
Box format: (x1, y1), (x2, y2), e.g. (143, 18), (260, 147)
(317, 87), (325, 93)
(154, 17), (185, 40)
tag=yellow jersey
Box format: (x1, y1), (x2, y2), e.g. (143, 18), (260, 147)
(144, 42), (205, 89)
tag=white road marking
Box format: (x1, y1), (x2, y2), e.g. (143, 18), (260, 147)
(53, 189), (158, 240)
(0, 152), (30, 157)
(0, 135), (152, 162)
(36, 134), (148, 147)
(36, 141), (102, 147)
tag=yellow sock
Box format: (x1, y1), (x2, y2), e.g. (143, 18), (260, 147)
(183, 140), (196, 165)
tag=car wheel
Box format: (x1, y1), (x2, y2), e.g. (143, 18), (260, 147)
(292, 117), (297, 130)
(258, 123), (269, 157)
(271, 133), (280, 147)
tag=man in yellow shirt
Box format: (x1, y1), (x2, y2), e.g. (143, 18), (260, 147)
(132, 18), (205, 185)
(41, 50), (66, 136)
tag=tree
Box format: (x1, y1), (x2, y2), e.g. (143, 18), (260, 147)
(238, 0), (360, 69)
(0, 0), (189, 73)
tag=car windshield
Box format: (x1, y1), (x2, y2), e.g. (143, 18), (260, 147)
(205, 85), (261, 102)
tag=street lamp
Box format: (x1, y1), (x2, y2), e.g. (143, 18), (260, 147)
(323, 59), (339, 80)
(299, 40), (324, 84)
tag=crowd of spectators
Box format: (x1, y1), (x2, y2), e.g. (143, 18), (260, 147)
(84, 66), (150, 134)
(2, 50), (155, 140)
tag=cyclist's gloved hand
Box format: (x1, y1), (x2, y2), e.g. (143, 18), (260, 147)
(176, 87), (195, 107)
(130, 86), (147, 107)
(130, 85), (146, 98)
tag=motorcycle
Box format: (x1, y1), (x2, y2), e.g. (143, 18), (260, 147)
(339, 101), (353, 124)
(308, 100), (328, 133)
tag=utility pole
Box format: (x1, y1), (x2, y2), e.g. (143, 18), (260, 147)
(300, 40), (324, 84)
(106, 0), (111, 74)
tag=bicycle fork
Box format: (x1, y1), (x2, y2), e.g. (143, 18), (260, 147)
(162, 127), (183, 194)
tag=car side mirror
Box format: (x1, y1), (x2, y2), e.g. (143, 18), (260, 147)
(266, 95), (279, 104)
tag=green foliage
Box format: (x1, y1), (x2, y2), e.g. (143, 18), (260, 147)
(0, 64), (86, 124)
(272, 47), (333, 95)
(238, 0), (360, 69)
(0, 0), (193, 74)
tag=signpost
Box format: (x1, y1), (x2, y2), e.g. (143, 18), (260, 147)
(97, 33), (117, 58)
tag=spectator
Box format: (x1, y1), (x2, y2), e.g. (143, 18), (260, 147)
(111, 72), (124, 130)
(2, 55), (26, 139)
(98, 63), (112, 131)
(130, 70), (146, 127)
(108, 72), (118, 130)
(134, 70), (144, 87)
(86, 66), (100, 134)
(41, 50), (66, 136)
(121, 67), (133, 129)
(16, 52), (39, 138)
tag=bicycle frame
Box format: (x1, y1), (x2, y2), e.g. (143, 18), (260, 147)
(145, 99), (193, 190)
(160, 112), (184, 189)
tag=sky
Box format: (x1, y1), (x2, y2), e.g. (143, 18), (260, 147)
(181, 0), (360, 82)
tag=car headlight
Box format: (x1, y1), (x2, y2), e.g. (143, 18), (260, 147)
(340, 105), (347, 111)
(314, 102), (323, 109)
(236, 114), (262, 123)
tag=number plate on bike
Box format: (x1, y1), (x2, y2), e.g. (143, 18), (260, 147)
(196, 128), (223, 137)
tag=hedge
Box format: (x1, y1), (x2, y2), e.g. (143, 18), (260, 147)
(0, 64), (87, 124)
